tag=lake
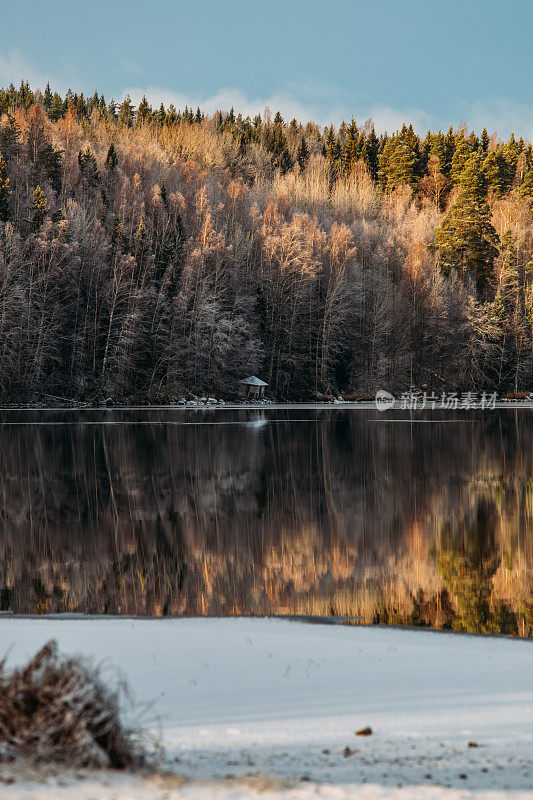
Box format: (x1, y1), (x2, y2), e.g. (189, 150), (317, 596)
(0, 407), (532, 634)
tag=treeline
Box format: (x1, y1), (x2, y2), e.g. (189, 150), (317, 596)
(1, 80), (533, 401)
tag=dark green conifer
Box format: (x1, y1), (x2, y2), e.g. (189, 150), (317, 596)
(433, 152), (499, 290)
(450, 134), (472, 185)
(43, 82), (52, 112)
(343, 118), (358, 176)
(78, 146), (99, 187)
(137, 95), (151, 123)
(118, 95), (134, 127)
(30, 185), (49, 228)
(157, 103), (166, 125)
(105, 143), (118, 171)
(296, 135), (309, 171)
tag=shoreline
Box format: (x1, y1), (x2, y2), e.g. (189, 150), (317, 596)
(0, 401), (533, 411)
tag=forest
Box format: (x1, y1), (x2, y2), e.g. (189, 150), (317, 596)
(1, 81), (533, 401)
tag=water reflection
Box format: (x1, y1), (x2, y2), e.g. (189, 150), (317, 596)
(0, 408), (532, 634)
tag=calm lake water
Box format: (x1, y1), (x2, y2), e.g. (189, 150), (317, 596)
(1, 407), (532, 635)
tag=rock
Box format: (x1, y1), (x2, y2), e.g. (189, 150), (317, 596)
(355, 727), (372, 736)
(468, 741), (479, 748)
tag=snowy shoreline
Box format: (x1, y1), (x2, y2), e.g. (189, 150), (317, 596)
(2, 617), (533, 798)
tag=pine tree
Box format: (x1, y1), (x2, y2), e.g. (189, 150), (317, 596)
(443, 126), (456, 175)
(343, 118), (358, 176)
(49, 93), (63, 121)
(433, 152), (499, 290)
(30, 185), (49, 228)
(0, 154), (10, 221)
(166, 104), (177, 125)
(137, 95), (151, 124)
(450, 134), (472, 185)
(43, 82), (52, 112)
(296, 135), (309, 171)
(379, 136), (417, 192)
(482, 149), (505, 197)
(268, 120), (293, 174)
(324, 125), (341, 184)
(0, 114), (20, 161)
(365, 126), (379, 181)
(78, 146), (99, 187)
(157, 103), (166, 125)
(518, 167), (533, 208)
(105, 143), (118, 171)
(118, 95), (134, 127)
(107, 100), (117, 120)
(481, 127), (490, 153)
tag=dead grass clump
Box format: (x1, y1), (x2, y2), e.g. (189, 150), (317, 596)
(0, 640), (136, 769)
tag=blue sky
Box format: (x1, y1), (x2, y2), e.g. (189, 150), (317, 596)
(1, 0), (532, 137)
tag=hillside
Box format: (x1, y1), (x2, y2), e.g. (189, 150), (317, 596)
(1, 83), (533, 401)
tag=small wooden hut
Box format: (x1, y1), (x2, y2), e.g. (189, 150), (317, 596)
(238, 376), (268, 400)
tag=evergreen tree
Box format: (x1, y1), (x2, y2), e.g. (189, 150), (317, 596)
(343, 118), (358, 176)
(137, 95), (151, 123)
(482, 149), (505, 197)
(0, 154), (10, 221)
(518, 167), (533, 208)
(105, 143), (118, 171)
(324, 125), (341, 184)
(78, 146), (100, 187)
(296, 135), (309, 171)
(107, 99), (117, 120)
(365, 126), (380, 180)
(49, 93), (63, 121)
(118, 95), (134, 127)
(433, 152), (499, 290)
(481, 126), (490, 153)
(0, 114), (20, 161)
(268, 121), (293, 174)
(157, 103), (166, 125)
(166, 104), (177, 125)
(450, 134), (472, 184)
(443, 126), (456, 175)
(43, 82), (52, 112)
(30, 185), (49, 228)
(379, 136), (417, 192)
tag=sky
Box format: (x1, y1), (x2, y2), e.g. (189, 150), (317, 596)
(1, 0), (532, 138)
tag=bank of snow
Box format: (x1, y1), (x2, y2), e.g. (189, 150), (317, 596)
(1, 617), (533, 798)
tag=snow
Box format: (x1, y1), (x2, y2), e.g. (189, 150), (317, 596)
(1, 617), (533, 798)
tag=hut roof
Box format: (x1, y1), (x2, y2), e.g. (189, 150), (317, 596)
(239, 375), (268, 386)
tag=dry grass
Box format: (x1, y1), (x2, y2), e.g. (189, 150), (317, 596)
(0, 640), (137, 769)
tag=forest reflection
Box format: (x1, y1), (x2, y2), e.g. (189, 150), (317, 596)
(0, 408), (532, 635)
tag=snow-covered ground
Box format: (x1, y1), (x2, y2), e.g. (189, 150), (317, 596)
(1, 617), (533, 798)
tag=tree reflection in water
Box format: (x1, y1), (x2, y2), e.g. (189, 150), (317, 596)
(0, 408), (532, 634)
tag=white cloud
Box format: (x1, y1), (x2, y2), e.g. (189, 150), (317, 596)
(0, 50), (83, 98)
(0, 51), (47, 91)
(123, 85), (445, 135)
(123, 85), (533, 141)
(0, 49), (530, 142)
(457, 97), (533, 141)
